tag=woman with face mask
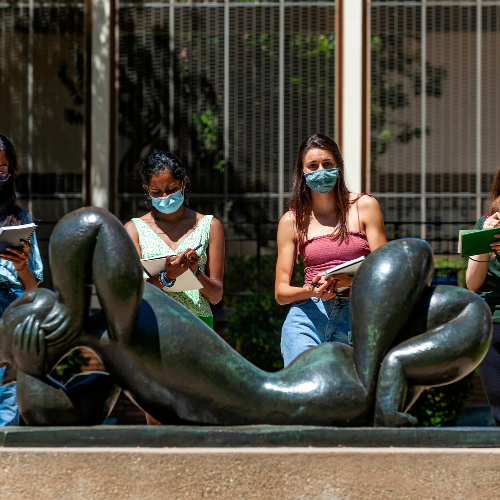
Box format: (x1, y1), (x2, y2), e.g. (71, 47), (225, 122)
(124, 151), (224, 332)
(275, 134), (387, 367)
(0, 133), (43, 425)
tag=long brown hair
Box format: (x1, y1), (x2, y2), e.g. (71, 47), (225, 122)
(486, 168), (500, 215)
(288, 134), (351, 244)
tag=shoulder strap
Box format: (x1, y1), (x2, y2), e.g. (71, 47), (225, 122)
(356, 198), (361, 233)
(352, 194), (374, 233)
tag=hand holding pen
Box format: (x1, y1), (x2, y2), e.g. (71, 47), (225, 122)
(309, 273), (339, 299)
(185, 243), (202, 274)
(163, 243), (203, 280)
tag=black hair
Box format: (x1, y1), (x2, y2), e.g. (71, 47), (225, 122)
(0, 133), (24, 225)
(138, 151), (190, 211)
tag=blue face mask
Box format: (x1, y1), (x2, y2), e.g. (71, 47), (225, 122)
(303, 168), (339, 194)
(151, 189), (184, 214)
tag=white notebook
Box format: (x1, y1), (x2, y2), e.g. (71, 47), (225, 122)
(0, 223), (37, 253)
(141, 255), (203, 293)
(324, 256), (366, 279)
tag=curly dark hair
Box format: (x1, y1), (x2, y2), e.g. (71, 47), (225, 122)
(138, 151), (190, 211)
(288, 134), (351, 244)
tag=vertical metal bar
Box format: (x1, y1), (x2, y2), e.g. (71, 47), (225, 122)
(108, 0), (118, 215)
(169, 0), (175, 152)
(476, 0), (482, 219)
(361, 0), (370, 193)
(223, 0), (229, 222)
(335, 0), (343, 150)
(421, 0), (427, 240)
(83, 0), (92, 206)
(278, 0), (285, 217)
(27, 0), (34, 213)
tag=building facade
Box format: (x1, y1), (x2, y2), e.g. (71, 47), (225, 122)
(1, 0), (499, 277)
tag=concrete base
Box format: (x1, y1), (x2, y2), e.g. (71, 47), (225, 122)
(1, 447), (500, 499)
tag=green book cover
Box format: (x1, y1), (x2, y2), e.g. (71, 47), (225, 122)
(459, 227), (500, 258)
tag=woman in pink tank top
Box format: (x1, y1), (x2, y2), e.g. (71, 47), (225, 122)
(275, 134), (387, 367)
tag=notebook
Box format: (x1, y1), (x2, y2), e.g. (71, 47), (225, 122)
(0, 223), (37, 253)
(458, 228), (500, 258)
(141, 255), (203, 292)
(324, 256), (366, 279)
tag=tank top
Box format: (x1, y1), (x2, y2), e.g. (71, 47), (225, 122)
(132, 215), (213, 319)
(298, 196), (371, 287)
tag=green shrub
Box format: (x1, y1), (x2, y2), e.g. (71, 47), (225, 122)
(225, 294), (287, 372)
(223, 254), (303, 306)
(409, 372), (475, 426)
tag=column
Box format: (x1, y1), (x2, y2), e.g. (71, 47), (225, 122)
(341, 0), (363, 193)
(90, 0), (111, 209)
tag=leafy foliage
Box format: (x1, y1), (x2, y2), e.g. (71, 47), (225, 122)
(225, 294), (286, 372)
(409, 373), (475, 427)
(51, 350), (89, 385)
(371, 34), (447, 171)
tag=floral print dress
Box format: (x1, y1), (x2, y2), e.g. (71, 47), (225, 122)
(132, 215), (213, 321)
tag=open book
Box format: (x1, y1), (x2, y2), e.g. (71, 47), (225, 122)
(324, 256), (366, 279)
(0, 223), (37, 253)
(141, 255), (203, 293)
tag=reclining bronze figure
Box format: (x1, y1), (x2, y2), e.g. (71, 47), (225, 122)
(0, 208), (492, 427)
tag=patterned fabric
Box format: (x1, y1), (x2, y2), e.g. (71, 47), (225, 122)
(132, 215), (213, 319)
(0, 209), (43, 286)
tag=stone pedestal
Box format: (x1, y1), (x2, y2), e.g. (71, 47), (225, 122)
(1, 446), (500, 499)
(1, 427), (500, 499)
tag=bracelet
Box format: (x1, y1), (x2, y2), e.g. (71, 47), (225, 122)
(15, 262), (28, 273)
(194, 266), (202, 277)
(159, 270), (176, 288)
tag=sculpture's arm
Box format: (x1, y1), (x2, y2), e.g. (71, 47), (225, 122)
(13, 316), (120, 426)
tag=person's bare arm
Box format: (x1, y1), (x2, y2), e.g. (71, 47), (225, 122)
(359, 195), (387, 252)
(189, 217), (224, 304)
(0, 241), (38, 291)
(124, 220), (143, 258)
(275, 212), (336, 305)
(466, 213), (500, 292)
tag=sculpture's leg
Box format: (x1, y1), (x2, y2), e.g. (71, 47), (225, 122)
(374, 354), (418, 427)
(49, 207), (143, 345)
(374, 298), (491, 427)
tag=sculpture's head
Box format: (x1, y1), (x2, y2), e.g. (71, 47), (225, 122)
(0, 289), (70, 383)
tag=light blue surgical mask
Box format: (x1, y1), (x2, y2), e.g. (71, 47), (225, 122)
(151, 189), (184, 214)
(303, 168), (339, 194)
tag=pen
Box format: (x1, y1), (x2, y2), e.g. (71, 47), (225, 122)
(192, 243), (202, 252)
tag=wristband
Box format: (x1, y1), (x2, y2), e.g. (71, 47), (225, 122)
(159, 270), (176, 290)
(194, 266), (202, 277)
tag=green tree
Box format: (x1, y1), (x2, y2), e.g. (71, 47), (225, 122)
(371, 34), (447, 171)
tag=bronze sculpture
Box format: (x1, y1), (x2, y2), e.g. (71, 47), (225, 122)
(0, 207), (492, 427)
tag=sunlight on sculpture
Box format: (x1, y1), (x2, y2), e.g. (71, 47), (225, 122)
(0, 207), (491, 427)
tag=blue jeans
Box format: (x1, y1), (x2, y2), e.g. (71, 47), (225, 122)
(0, 283), (24, 426)
(281, 296), (351, 367)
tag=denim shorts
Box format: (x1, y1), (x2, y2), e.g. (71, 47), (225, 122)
(0, 283), (24, 426)
(281, 296), (351, 367)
